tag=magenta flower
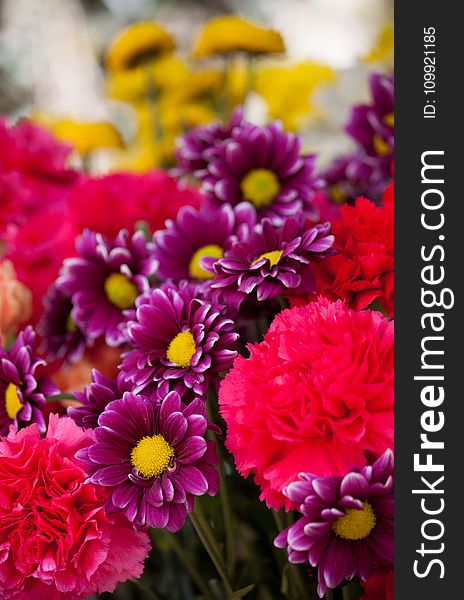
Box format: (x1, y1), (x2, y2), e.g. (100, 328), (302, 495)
(210, 218), (334, 309)
(38, 284), (89, 363)
(275, 450), (394, 597)
(152, 202), (256, 285)
(57, 229), (157, 347)
(77, 391), (220, 531)
(120, 282), (238, 397)
(68, 369), (133, 429)
(0, 326), (58, 435)
(173, 108), (243, 179)
(201, 120), (320, 223)
(324, 73), (394, 202)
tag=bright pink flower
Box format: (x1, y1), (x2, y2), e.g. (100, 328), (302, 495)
(3, 209), (78, 322)
(0, 414), (150, 599)
(0, 119), (78, 234)
(68, 171), (204, 239)
(219, 298), (393, 509)
(310, 186), (394, 316)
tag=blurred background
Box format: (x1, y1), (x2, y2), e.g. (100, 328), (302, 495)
(0, 0), (392, 172)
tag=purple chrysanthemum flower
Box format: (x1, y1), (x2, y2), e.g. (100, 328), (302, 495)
(173, 108), (243, 179)
(346, 72), (394, 159)
(120, 282), (238, 396)
(57, 228), (157, 347)
(68, 369), (133, 429)
(76, 391), (220, 531)
(274, 450), (394, 597)
(38, 284), (88, 363)
(201, 120), (321, 223)
(210, 218), (334, 309)
(0, 326), (58, 435)
(323, 73), (394, 203)
(152, 202), (256, 285)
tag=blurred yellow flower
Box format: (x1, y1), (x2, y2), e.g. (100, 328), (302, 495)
(364, 24), (394, 65)
(107, 56), (188, 103)
(226, 60), (248, 107)
(45, 120), (124, 155)
(106, 22), (176, 72)
(116, 141), (161, 172)
(193, 15), (285, 58)
(166, 69), (223, 105)
(255, 62), (335, 130)
(160, 102), (217, 132)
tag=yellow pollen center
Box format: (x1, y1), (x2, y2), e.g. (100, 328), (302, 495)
(66, 314), (78, 333)
(166, 330), (196, 367)
(5, 383), (23, 420)
(330, 185), (346, 204)
(130, 435), (175, 478)
(189, 244), (224, 280)
(252, 249), (283, 267)
(332, 501), (376, 541)
(104, 273), (139, 309)
(241, 168), (281, 208)
(373, 134), (390, 157)
(384, 112), (394, 127)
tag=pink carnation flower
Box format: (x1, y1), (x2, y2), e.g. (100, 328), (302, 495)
(219, 298), (393, 509)
(0, 118), (78, 235)
(68, 171), (204, 240)
(0, 414), (150, 599)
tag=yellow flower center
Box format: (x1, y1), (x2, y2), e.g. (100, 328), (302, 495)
(130, 435), (175, 478)
(241, 169), (280, 208)
(189, 244), (224, 280)
(66, 314), (78, 333)
(384, 112), (394, 127)
(251, 249), (283, 267)
(166, 330), (196, 367)
(373, 134), (390, 157)
(330, 185), (346, 204)
(5, 383), (23, 420)
(104, 273), (139, 310)
(332, 501), (376, 541)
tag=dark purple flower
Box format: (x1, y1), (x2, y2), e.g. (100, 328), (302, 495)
(201, 120), (321, 223)
(68, 369), (133, 429)
(120, 282), (238, 397)
(274, 450), (394, 597)
(76, 391), (220, 531)
(323, 73), (394, 203)
(346, 73), (394, 158)
(210, 218), (334, 309)
(173, 108), (243, 179)
(38, 284), (88, 363)
(57, 229), (157, 347)
(0, 326), (58, 435)
(152, 202), (256, 285)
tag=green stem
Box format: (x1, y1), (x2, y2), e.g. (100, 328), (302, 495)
(190, 505), (234, 598)
(272, 509), (286, 533)
(160, 530), (214, 600)
(217, 448), (236, 578)
(273, 510), (309, 600)
(206, 390), (237, 578)
(47, 393), (77, 402)
(130, 577), (161, 600)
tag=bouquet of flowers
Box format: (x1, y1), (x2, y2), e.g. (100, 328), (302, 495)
(0, 15), (394, 600)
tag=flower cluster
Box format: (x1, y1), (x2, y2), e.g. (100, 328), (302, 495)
(0, 24), (395, 597)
